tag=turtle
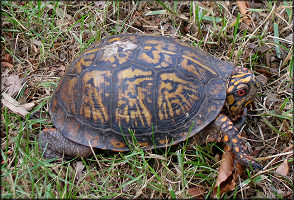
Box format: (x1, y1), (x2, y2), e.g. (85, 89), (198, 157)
(39, 34), (261, 169)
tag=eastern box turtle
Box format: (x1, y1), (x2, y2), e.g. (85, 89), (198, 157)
(39, 34), (261, 169)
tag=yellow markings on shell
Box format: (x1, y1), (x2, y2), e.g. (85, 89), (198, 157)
(182, 54), (217, 75)
(175, 108), (181, 115)
(81, 70), (111, 123)
(75, 57), (93, 73)
(115, 68), (153, 127)
(110, 139), (126, 148)
(146, 39), (178, 53)
(237, 134), (242, 139)
(144, 46), (152, 50)
(139, 40), (176, 68)
(141, 50), (160, 64)
(138, 142), (150, 148)
(84, 48), (101, 55)
(97, 40), (138, 67)
(59, 76), (78, 113)
(157, 73), (197, 120)
(159, 139), (169, 145)
(67, 78), (78, 113)
(180, 58), (200, 77)
(87, 53), (95, 60)
(105, 56), (116, 64)
(108, 37), (121, 43)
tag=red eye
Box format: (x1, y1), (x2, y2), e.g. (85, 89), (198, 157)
(238, 89), (246, 96)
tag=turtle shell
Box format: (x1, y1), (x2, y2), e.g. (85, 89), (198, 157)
(49, 34), (234, 151)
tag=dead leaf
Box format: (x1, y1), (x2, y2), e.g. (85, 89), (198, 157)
(33, 39), (43, 46)
(2, 54), (12, 62)
(255, 69), (273, 77)
(212, 145), (245, 198)
(187, 187), (205, 198)
(21, 102), (36, 111)
(255, 74), (268, 85)
(6, 74), (22, 96)
(1, 62), (14, 69)
(276, 159), (289, 177)
(1, 93), (29, 117)
(75, 161), (85, 180)
(236, 1), (251, 26)
(258, 46), (271, 54)
(32, 44), (38, 53)
(267, 93), (282, 103)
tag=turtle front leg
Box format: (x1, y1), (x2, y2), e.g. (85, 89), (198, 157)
(38, 128), (94, 159)
(214, 114), (262, 169)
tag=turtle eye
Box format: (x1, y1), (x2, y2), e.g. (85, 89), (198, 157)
(237, 89), (246, 96)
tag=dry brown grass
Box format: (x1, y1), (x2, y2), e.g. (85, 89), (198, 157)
(1, 1), (293, 199)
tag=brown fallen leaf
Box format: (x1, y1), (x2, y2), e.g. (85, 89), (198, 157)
(21, 102), (36, 111)
(1, 61), (13, 69)
(187, 187), (205, 198)
(2, 93), (30, 117)
(276, 159), (289, 177)
(267, 93), (282, 103)
(212, 145), (245, 198)
(75, 161), (85, 180)
(2, 53), (12, 62)
(236, 1), (251, 26)
(255, 74), (268, 85)
(255, 69), (274, 77)
(6, 74), (22, 96)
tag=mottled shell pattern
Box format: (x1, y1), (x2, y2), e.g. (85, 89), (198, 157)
(49, 34), (234, 151)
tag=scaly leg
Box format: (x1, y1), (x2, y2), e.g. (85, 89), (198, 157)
(214, 114), (262, 169)
(38, 128), (93, 159)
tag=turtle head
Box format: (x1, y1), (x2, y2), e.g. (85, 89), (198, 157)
(226, 66), (260, 117)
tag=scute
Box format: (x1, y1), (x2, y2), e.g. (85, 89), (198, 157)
(50, 34), (234, 150)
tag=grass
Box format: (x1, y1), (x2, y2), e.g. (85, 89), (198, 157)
(1, 1), (293, 199)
